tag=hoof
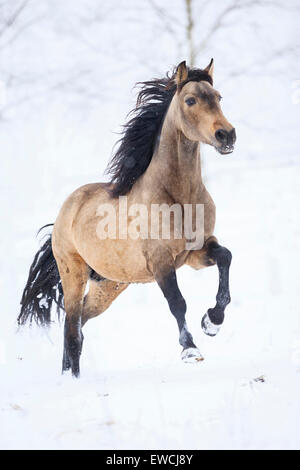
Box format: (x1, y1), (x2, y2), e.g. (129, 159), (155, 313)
(181, 347), (204, 363)
(201, 312), (221, 337)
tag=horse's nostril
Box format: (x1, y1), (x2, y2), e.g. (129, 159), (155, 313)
(215, 129), (228, 144)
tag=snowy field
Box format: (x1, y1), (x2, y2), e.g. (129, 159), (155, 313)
(1, 159), (300, 450)
(0, 0), (300, 450)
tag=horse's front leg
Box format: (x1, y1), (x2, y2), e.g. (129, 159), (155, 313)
(201, 239), (232, 336)
(151, 248), (204, 363)
(186, 237), (232, 336)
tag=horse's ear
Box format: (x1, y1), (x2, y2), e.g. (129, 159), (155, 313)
(204, 58), (214, 80)
(175, 61), (188, 87)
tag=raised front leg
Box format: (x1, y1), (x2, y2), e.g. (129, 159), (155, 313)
(201, 240), (232, 336)
(152, 249), (204, 363)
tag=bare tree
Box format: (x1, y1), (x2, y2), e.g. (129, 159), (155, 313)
(149, 0), (300, 74)
(1, 0), (299, 120)
(0, 0), (47, 117)
(185, 0), (195, 66)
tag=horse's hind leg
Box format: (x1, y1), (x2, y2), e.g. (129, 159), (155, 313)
(82, 278), (129, 326)
(151, 248), (203, 363)
(55, 254), (89, 377)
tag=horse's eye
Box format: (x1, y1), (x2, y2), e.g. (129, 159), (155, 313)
(218, 95), (222, 101)
(185, 97), (196, 106)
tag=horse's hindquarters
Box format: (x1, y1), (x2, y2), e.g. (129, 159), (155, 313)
(53, 183), (154, 283)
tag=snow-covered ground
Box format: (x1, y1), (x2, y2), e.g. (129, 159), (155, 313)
(1, 157), (300, 450)
(0, 0), (300, 450)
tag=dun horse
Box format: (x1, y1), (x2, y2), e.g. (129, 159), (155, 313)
(19, 60), (236, 377)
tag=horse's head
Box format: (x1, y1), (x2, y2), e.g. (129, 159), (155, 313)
(174, 60), (236, 155)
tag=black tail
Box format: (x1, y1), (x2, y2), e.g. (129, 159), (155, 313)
(18, 226), (64, 326)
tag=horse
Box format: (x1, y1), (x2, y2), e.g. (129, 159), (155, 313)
(18, 59), (236, 377)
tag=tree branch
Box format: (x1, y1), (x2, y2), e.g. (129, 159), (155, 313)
(0, 0), (30, 37)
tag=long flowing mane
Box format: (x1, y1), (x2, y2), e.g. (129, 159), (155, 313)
(106, 65), (213, 197)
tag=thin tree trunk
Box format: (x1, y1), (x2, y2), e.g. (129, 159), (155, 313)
(185, 0), (195, 66)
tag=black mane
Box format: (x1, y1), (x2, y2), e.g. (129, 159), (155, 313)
(106, 65), (213, 197)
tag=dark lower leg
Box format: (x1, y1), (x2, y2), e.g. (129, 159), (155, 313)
(62, 315), (83, 377)
(202, 240), (232, 335)
(157, 270), (197, 350)
(62, 344), (71, 371)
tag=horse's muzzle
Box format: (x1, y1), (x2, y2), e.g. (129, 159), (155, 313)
(214, 127), (236, 155)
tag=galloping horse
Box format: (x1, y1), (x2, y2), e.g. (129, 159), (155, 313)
(19, 60), (236, 377)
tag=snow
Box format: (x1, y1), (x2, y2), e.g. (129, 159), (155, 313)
(0, 0), (300, 451)
(1, 161), (300, 450)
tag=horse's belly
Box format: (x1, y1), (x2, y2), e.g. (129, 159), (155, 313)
(76, 235), (154, 283)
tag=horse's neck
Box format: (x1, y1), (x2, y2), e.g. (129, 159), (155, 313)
(148, 110), (204, 204)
